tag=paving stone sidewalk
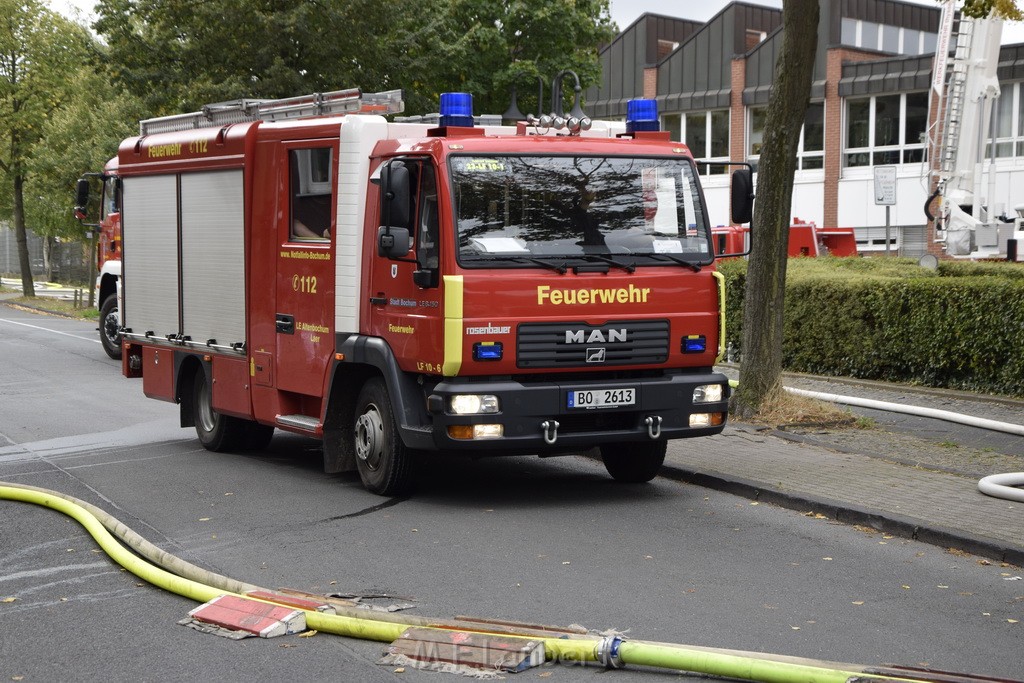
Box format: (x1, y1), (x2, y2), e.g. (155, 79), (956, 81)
(662, 423), (1023, 566)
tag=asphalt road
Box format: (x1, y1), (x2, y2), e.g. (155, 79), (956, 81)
(1, 306), (1021, 682)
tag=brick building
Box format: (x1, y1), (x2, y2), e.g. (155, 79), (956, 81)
(585, 0), (1024, 255)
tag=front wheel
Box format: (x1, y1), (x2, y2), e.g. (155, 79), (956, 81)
(353, 378), (416, 496)
(98, 295), (122, 360)
(600, 440), (667, 483)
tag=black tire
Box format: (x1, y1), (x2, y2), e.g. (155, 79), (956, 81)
(193, 370), (245, 452)
(600, 440), (667, 483)
(353, 377), (415, 496)
(98, 295), (122, 360)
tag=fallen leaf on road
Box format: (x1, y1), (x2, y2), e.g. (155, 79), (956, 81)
(198, 517), (210, 521)
(852, 601), (864, 605)
(2, 597), (17, 603)
(299, 630), (318, 638)
(1008, 619), (1019, 624)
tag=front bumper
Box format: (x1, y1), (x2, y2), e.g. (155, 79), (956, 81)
(424, 371), (729, 453)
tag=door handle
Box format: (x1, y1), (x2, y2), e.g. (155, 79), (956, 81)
(275, 313), (295, 335)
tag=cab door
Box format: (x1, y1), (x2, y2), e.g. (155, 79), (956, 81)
(274, 142), (337, 395)
(366, 157), (445, 374)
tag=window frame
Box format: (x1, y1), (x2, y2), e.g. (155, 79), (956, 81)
(843, 92), (928, 169)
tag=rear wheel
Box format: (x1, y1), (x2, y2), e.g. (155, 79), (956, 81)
(600, 440), (667, 483)
(98, 295), (122, 360)
(353, 378), (415, 496)
(193, 370), (245, 451)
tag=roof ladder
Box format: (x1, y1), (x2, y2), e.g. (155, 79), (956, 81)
(138, 88), (405, 136)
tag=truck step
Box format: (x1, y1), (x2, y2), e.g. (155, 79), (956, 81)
(276, 414), (320, 431)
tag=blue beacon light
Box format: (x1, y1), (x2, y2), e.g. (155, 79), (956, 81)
(439, 92), (475, 128)
(626, 98), (660, 133)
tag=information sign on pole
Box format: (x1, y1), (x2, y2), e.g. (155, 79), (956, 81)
(873, 166), (897, 206)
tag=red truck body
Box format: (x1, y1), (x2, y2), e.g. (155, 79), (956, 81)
(112, 90), (742, 495)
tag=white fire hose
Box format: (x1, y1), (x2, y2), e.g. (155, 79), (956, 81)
(783, 386), (1024, 503)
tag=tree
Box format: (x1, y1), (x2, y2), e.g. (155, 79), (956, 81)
(95, 0), (406, 114)
(961, 0), (1022, 20)
(398, 0), (615, 116)
(733, 0), (820, 418)
(0, 0), (90, 297)
(93, 0), (615, 119)
(26, 63), (144, 300)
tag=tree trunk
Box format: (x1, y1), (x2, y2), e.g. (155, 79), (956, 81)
(734, 0), (820, 418)
(42, 235), (53, 282)
(13, 174), (36, 298)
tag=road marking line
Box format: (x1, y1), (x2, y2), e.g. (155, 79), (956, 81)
(0, 317), (100, 344)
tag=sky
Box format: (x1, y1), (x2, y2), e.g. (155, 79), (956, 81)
(52, 0), (1024, 45)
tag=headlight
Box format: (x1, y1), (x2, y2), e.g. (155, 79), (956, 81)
(448, 394), (500, 415)
(693, 384), (724, 404)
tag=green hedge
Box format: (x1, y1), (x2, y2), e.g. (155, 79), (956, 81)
(717, 257), (1024, 397)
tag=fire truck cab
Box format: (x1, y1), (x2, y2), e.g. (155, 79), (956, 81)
(107, 89), (751, 495)
(76, 158), (123, 359)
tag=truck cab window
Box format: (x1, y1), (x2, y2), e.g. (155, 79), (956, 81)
(290, 147), (333, 241)
(416, 163), (439, 270)
(102, 176), (120, 220)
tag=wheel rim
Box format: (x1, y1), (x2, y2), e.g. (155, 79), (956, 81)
(196, 378), (218, 434)
(102, 306), (120, 346)
(354, 404), (385, 472)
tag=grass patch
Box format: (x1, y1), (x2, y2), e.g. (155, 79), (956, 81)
(739, 385), (861, 429)
(5, 296), (99, 320)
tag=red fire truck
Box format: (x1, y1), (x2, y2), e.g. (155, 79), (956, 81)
(75, 158), (123, 359)
(88, 88), (752, 495)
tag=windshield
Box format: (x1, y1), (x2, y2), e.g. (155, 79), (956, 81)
(450, 155), (711, 265)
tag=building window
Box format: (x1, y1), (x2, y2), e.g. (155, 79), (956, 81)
(663, 113), (682, 142)
(987, 82), (1023, 159)
(839, 18), (930, 55)
(844, 93), (928, 168)
(1020, 82), (1024, 157)
(683, 109), (730, 174)
(748, 107), (767, 158)
(746, 104), (824, 170)
(800, 103), (825, 170)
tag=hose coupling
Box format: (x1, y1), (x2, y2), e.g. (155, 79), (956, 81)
(595, 635), (625, 669)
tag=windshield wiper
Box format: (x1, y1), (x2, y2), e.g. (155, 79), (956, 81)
(643, 253), (704, 272)
(571, 253), (636, 273)
(462, 255), (568, 274)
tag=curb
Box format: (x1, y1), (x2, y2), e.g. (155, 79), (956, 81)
(0, 298), (90, 321)
(657, 462), (1024, 567)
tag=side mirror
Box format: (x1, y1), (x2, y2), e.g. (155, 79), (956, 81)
(380, 163), (410, 228)
(378, 225), (411, 258)
(731, 168), (754, 225)
(74, 178), (91, 219)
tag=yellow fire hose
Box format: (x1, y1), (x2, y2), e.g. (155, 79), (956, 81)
(1, 482), (1004, 683)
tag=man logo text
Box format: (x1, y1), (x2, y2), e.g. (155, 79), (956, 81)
(565, 329), (627, 344)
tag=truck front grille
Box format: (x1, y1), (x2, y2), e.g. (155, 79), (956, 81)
(517, 319), (669, 369)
